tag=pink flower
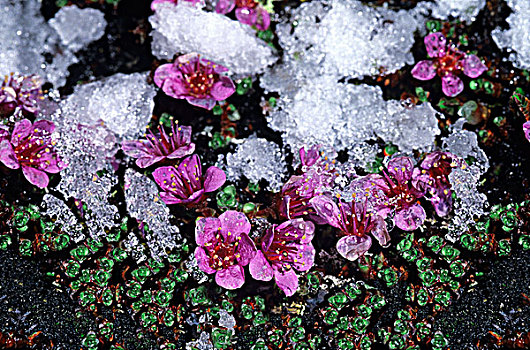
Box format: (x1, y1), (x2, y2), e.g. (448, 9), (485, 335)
(195, 210), (256, 289)
(411, 33), (487, 97)
(413, 151), (458, 217)
(152, 154), (226, 206)
(154, 53), (235, 110)
(121, 120), (195, 168)
(0, 119), (65, 188)
(215, 0), (270, 31)
(364, 156), (426, 231)
(279, 173), (324, 224)
(0, 74), (43, 118)
(311, 195), (389, 261)
(249, 219), (315, 296)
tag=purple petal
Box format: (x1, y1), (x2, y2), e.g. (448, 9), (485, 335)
(336, 235), (372, 261)
(32, 120), (55, 134)
(215, 0), (235, 14)
(424, 32), (447, 58)
(370, 215), (390, 247)
(0, 140), (20, 169)
(136, 156), (165, 168)
(186, 97), (217, 110)
(218, 210), (251, 239)
(411, 60), (437, 81)
(181, 189), (205, 205)
(394, 203), (426, 231)
(167, 144), (195, 159)
(11, 119), (32, 146)
(431, 190), (453, 217)
(463, 54), (487, 78)
(195, 217), (221, 246)
(274, 268), (299, 297)
(255, 6), (270, 31)
(210, 76), (236, 101)
(249, 250), (273, 281)
(195, 247), (217, 274)
(163, 79), (189, 100)
(215, 265), (245, 290)
(309, 195), (341, 228)
(292, 243), (315, 272)
(235, 7), (257, 26)
(203, 166), (226, 193)
(387, 156), (414, 183)
(159, 191), (185, 205)
(22, 166), (49, 188)
(235, 233), (256, 266)
(441, 74), (464, 97)
(121, 140), (149, 159)
(154, 63), (176, 88)
(523, 121), (530, 141)
(152, 166), (181, 192)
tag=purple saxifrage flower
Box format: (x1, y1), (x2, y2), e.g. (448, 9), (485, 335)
(365, 156), (426, 231)
(0, 119), (65, 188)
(279, 173), (324, 224)
(121, 120), (195, 168)
(216, 0), (270, 31)
(311, 195), (389, 261)
(195, 210), (256, 289)
(0, 74), (43, 118)
(152, 154), (226, 206)
(411, 32), (487, 97)
(249, 218), (315, 296)
(413, 151), (459, 217)
(154, 53), (235, 110)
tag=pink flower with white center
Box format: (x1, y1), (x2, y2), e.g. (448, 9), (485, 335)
(249, 218), (315, 296)
(154, 53), (235, 110)
(195, 210), (257, 289)
(411, 32), (487, 97)
(121, 120), (195, 168)
(0, 119), (65, 188)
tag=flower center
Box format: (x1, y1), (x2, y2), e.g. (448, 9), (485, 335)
(185, 71), (214, 97)
(206, 238), (239, 270)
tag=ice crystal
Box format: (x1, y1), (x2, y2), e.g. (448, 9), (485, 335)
(443, 119), (489, 171)
(218, 135), (287, 191)
(428, 0), (485, 24)
(124, 169), (180, 260)
(42, 194), (85, 243)
(49, 5), (107, 52)
(52, 72), (156, 141)
(218, 310), (236, 329)
(265, 79), (440, 155)
(149, 3), (277, 76)
(491, 0), (530, 69)
(186, 332), (213, 350)
(268, 0), (420, 82)
(0, 0), (104, 87)
(123, 232), (148, 263)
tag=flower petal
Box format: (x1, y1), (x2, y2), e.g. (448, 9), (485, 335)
(195, 217), (221, 246)
(336, 235), (372, 261)
(235, 7), (257, 26)
(394, 203), (426, 231)
(411, 60), (437, 81)
(210, 76), (236, 101)
(154, 63), (176, 88)
(215, 0), (236, 14)
(463, 54), (487, 78)
(235, 233), (256, 266)
(274, 268), (299, 297)
(159, 191), (184, 205)
(10, 119), (32, 147)
(218, 210), (251, 239)
(387, 156), (414, 183)
(249, 250), (274, 281)
(186, 97), (217, 110)
(310, 195), (341, 228)
(441, 74), (464, 97)
(370, 215), (390, 247)
(203, 166), (226, 193)
(424, 32), (446, 58)
(195, 247), (216, 274)
(215, 265), (245, 290)
(255, 6), (270, 31)
(523, 121), (530, 142)
(167, 144), (195, 159)
(22, 166), (49, 188)
(136, 156), (165, 168)
(292, 243), (315, 272)
(0, 140), (20, 169)
(121, 140), (149, 159)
